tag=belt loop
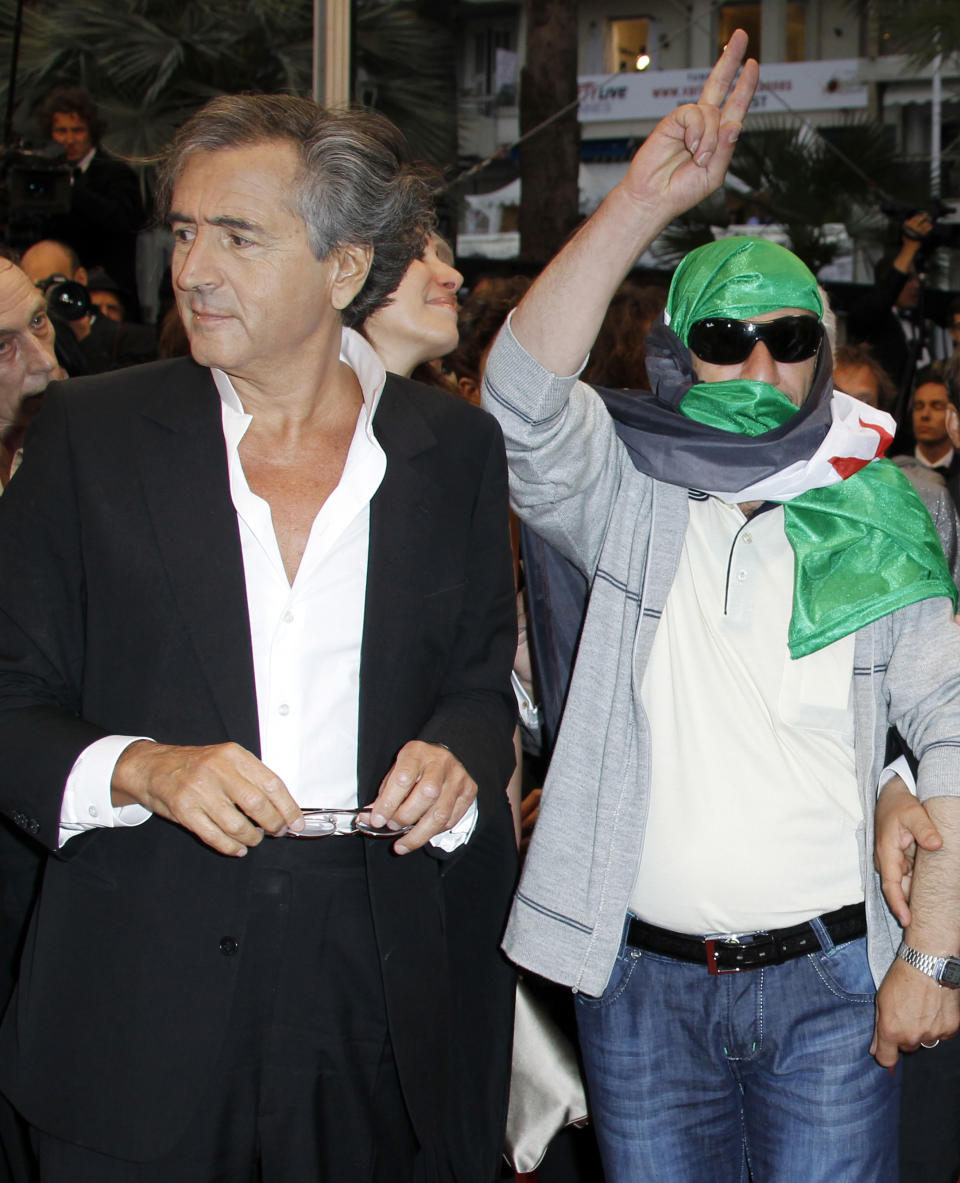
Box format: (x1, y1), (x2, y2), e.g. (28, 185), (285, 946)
(620, 913), (635, 958)
(808, 915), (834, 954)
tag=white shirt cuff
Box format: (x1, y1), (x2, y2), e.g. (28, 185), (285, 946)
(428, 798), (478, 852)
(59, 735), (154, 847)
(878, 753), (916, 798)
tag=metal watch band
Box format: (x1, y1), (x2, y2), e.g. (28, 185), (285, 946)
(897, 940), (960, 989)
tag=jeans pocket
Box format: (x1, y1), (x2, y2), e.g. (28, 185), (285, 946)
(809, 938), (875, 1003)
(576, 947), (642, 1009)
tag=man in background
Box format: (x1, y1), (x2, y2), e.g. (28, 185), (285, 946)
(34, 86), (143, 315)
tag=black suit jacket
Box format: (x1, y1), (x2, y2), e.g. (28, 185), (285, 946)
(0, 359), (517, 1174)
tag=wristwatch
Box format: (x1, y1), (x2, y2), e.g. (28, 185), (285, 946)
(897, 940), (960, 989)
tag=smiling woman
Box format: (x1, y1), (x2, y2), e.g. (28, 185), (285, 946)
(361, 234), (463, 379)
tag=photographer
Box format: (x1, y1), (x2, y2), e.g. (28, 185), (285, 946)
(845, 211), (945, 402)
(20, 239), (155, 374)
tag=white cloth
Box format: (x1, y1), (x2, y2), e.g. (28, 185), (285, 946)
(60, 328), (476, 850)
(708, 393), (895, 505)
(630, 497), (862, 934)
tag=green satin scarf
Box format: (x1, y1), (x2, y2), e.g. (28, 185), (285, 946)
(680, 379), (957, 658)
(666, 236), (823, 342)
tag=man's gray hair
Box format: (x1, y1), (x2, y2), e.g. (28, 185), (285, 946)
(154, 94), (437, 326)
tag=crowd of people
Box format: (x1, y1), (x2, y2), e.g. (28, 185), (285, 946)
(2, 29), (960, 1183)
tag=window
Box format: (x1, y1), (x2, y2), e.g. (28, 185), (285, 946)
(785, 3), (806, 61)
(608, 17), (656, 72)
(718, 2), (805, 63)
(461, 17), (518, 106)
(718, 4), (761, 58)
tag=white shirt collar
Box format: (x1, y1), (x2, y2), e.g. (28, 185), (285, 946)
(915, 445), (954, 470)
(212, 325), (387, 449)
(76, 146), (96, 173)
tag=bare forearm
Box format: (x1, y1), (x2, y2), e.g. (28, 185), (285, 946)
(511, 185), (670, 376)
(904, 796), (960, 955)
(872, 795), (960, 1065)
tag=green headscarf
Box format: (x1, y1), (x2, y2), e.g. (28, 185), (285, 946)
(666, 237), (955, 657)
(666, 236), (823, 344)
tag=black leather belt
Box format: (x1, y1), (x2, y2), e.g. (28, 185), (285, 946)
(626, 902), (867, 975)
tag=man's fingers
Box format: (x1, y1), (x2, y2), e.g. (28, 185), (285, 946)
(191, 800), (262, 857)
(721, 55), (759, 128)
(879, 865), (912, 927)
(393, 789), (473, 855)
(699, 28), (749, 109)
(112, 740), (301, 853)
(370, 741), (478, 853)
(370, 748), (427, 827)
(870, 1024), (900, 1069)
(232, 765), (304, 836)
(678, 106), (709, 160)
(903, 800), (944, 852)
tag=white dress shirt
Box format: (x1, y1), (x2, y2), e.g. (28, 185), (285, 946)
(60, 329), (475, 849)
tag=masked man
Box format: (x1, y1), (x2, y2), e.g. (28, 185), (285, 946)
(483, 32), (960, 1183)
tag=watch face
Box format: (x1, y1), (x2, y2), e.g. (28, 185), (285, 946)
(940, 959), (960, 989)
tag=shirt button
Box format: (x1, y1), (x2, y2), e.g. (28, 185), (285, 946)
(737, 570), (748, 582)
(219, 937), (239, 956)
(88, 805), (98, 818)
(282, 610), (294, 623)
(742, 533), (753, 544)
(278, 703), (290, 717)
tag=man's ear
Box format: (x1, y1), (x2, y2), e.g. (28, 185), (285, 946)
(75, 265), (89, 286)
(330, 244), (373, 311)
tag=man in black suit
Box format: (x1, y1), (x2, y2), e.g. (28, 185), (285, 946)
(0, 96), (517, 1182)
(34, 86), (143, 317)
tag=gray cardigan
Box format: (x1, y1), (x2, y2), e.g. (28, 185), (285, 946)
(484, 318), (960, 998)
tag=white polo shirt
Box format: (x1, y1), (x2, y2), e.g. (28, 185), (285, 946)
(629, 494), (863, 934)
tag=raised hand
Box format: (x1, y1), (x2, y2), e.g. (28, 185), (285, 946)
(622, 28), (758, 226)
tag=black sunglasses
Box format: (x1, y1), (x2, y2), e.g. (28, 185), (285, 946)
(688, 316), (822, 366)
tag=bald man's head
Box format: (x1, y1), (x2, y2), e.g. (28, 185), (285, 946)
(19, 240), (85, 287)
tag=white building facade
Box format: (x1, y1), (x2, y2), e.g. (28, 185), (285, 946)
(456, 0), (960, 283)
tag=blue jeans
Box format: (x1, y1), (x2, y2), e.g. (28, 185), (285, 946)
(575, 920), (899, 1183)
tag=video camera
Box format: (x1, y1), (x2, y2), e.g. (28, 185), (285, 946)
(881, 198), (960, 256)
(0, 142), (72, 218)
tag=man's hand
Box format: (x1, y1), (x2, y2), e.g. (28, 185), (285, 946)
(871, 796), (960, 1065)
(901, 211), (933, 246)
(872, 956), (960, 1067)
(510, 31), (757, 378)
(520, 787), (541, 859)
(875, 774), (942, 926)
(514, 589), (535, 700)
(111, 740), (304, 857)
(621, 29), (758, 225)
(892, 211), (932, 276)
(369, 741), (477, 854)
